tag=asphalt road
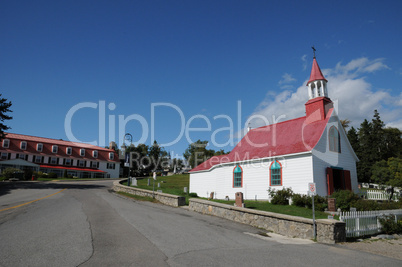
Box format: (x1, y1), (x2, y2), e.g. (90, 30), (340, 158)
(0, 180), (400, 267)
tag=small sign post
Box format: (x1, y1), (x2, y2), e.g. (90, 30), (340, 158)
(125, 152), (130, 186)
(124, 152), (130, 167)
(308, 183), (317, 240)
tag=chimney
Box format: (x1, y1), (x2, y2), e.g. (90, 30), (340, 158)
(109, 141), (117, 150)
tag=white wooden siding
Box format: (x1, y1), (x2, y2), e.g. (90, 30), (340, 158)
(190, 154), (314, 200)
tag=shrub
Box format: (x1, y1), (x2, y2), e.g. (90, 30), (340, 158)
(292, 194), (309, 207)
(189, 192), (198, 197)
(330, 190), (360, 211)
(48, 172), (58, 178)
(24, 169), (33, 180)
(314, 195), (328, 211)
(378, 214), (402, 234)
(291, 193), (327, 211)
(352, 199), (381, 211)
(2, 168), (23, 179)
(269, 187), (293, 205)
(346, 198), (402, 211)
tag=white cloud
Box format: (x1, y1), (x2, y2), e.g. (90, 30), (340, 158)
(301, 54), (307, 70)
(279, 73), (296, 85)
(278, 73), (296, 89)
(244, 57), (400, 134)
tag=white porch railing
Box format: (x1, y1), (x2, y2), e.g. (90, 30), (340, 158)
(339, 210), (402, 237)
(363, 190), (400, 201)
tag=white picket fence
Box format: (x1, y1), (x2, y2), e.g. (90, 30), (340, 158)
(339, 210), (402, 237)
(363, 190), (400, 201)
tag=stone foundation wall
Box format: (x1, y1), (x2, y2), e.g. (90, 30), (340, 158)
(189, 198), (345, 244)
(113, 180), (186, 207)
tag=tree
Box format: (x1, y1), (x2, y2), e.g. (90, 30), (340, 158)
(387, 157), (402, 188)
(346, 110), (401, 184)
(183, 140), (228, 168)
(148, 140), (168, 172)
(356, 119), (373, 182)
(171, 158), (184, 172)
(371, 160), (392, 186)
(340, 119), (351, 131)
(371, 110), (386, 160)
(183, 140), (209, 168)
(0, 94), (12, 140)
(125, 143), (149, 176)
(347, 126), (359, 154)
(371, 158), (402, 199)
(383, 127), (402, 159)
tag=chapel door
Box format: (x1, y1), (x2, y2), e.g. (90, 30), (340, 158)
(327, 168), (352, 195)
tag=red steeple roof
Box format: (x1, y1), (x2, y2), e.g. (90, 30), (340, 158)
(307, 57), (327, 85)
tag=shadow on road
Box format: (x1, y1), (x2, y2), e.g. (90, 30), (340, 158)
(0, 181), (109, 197)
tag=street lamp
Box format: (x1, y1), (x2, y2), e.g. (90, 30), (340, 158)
(124, 133), (133, 186)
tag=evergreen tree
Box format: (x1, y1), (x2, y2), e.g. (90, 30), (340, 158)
(347, 126), (359, 154)
(351, 110), (401, 183)
(371, 109), (386, 161)
(0, 94), (12, 140)
(357, 119), (373, 182)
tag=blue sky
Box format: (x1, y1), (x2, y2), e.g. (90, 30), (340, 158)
(1, 0), (401, 158)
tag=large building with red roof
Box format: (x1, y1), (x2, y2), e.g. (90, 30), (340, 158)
(189, 56), (358, 199)
(0, 133), (120, 178)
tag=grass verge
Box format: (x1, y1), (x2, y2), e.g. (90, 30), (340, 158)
(210, 199), (335, 220)
(127, 174), (335, 220)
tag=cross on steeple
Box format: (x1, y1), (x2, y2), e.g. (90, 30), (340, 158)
(311, 46), (316, 58)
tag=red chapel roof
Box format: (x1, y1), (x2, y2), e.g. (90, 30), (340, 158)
(190, 108), (333, 173)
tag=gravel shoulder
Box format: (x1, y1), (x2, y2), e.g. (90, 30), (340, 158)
(338, 235), (402, 261)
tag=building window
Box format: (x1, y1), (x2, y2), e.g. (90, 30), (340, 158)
(50, 157), (58, 164)
(20, 141), (27, 150)
(35, 156), (43, 163)
(17, 153), (26, 160)
(1, 152), (8, 160)
(270, 160), (282, 186)
(80, 149), (85, 156)
(37, 143), (43, 152)
(107, 163), (115, 169)
(92, 150), (98, 158)
(66, 147), (72, 155)
(65, 158), (72, 166)
(52, 145), (58, 153)
(233, 165), (243, 188)
(2, 139), (9, 148)
(91, 161), (99, 168)
(78, 160), (86, 167)
(329, 126), (341, 153)
(109, 152), (114, 160)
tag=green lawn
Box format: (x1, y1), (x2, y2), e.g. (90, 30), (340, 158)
(132, 174), (190, 195)
(211, 199), (335, 220)
(127, 174), (333, 220)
